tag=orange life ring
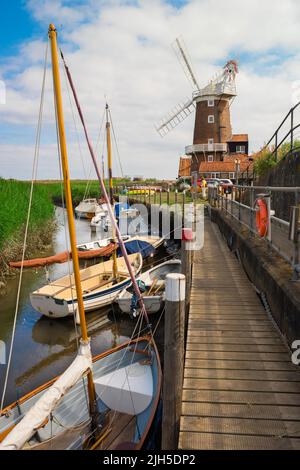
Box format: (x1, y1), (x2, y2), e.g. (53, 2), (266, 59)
(255, 198), (268, 237)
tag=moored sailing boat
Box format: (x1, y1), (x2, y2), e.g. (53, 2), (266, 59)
(0, 24), (161, 450)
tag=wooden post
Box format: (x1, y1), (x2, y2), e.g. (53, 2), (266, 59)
(148, 187), (151, 204)
(167, 188), (170, 206)
(160, 188), (162, 205)
(181, 231), (192, 337)
(175, 189), (178, 205)
(154, 189), (156, 204)
(162, 273), (186, 450)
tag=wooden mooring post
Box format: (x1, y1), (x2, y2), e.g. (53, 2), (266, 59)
(162, 273), (186, 450)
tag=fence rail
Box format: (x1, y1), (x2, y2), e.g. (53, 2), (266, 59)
(208, 185), (300, 279)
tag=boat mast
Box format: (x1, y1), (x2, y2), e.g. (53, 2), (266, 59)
(48, 24), (96, 414)
(106, 103), (118, 280)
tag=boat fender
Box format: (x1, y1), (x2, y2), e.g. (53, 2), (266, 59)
(255, 198), (268, 238)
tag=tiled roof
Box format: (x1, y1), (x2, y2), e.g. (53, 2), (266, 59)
(178, 156), (191, 177)
(223, 153), (249, 162)
(228, 134), (248, 142)
(199, 160), (253, 173)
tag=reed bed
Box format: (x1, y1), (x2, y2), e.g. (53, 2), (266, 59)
(0, 179), (55, 251)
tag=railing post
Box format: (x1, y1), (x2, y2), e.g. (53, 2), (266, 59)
(275, 132), (278, 162)
(291, 108), (294, 153)
(250, 187), (255, 231)
(167, 188), (170, 206)
(160, 188), (162, 205)
(175, 189), (178, 205)
(289, 205), (299, 281)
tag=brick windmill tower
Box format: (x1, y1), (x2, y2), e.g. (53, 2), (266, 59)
(156, 38), (239, 175)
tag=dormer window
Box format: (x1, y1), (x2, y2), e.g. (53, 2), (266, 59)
(208, 115), (214, 124)
(236, 145), (245, 153)
(208, 99), (214, 107)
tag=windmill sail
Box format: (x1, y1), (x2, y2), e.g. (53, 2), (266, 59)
(155, 98), (195, 137)
(172, 37), (200, 90)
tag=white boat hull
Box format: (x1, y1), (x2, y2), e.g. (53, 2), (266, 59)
(30, 277), (132, 319)
(30, 254), (142, 319)
(117, 292), (164, 315)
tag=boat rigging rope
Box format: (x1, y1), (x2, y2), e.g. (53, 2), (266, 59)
(108, 107), (124, 178)
(55, 51), (90, 413)
(62, 60), (88, 181)
(0, 42), (49, 413)
(59, 50), (151, 330)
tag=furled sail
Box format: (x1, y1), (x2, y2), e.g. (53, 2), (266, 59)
(0, 341), (92, 451)
(9, 243), (116, 268)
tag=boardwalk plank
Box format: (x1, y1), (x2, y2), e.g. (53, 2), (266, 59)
(179, 219), (300, 450)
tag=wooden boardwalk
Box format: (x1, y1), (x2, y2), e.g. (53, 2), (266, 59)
(179, 219), (300, 450)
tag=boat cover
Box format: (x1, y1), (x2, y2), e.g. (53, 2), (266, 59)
(114, 202), (130, 218)
(117, 240), (155, 259)
(0, 341), (92, 451)
(9, 243), (116, 268)
(94, 362), (153, 415)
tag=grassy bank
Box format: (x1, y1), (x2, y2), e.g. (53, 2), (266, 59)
(0, 180), (55, 286)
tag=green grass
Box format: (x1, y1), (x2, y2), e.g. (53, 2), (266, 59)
(0, 179), (55, 250)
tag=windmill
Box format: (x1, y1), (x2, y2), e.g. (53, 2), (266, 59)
(155, 37), (238, 173)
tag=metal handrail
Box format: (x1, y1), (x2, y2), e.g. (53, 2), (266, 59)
(235, 185), (300, 193)
(259, 101), (300, 161)
(208, 185), (300, 279)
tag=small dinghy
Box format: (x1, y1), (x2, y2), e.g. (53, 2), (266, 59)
(0, 337), (161, 450)
(75, 198), (102, 219)
(78, 235), (163, 259)
(117, 259), (181, 316)
(30, 253), (142, 318)
(0, 28), (162, 452)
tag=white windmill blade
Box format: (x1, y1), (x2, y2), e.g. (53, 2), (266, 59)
(155, 97), (195, 137)
(172, 36), (200, 91)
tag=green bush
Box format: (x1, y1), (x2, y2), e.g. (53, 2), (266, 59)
(254, 140), (300, 177)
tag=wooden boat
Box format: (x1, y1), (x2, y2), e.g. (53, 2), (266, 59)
(30, 253), (142, 318)
(75, 198), (102, 219)
(0, 337), (161, 450)
(77, 234), (130, 251)
(0, 24), (161, 451)
(92, 202), (140, 232)
(117, 259), (181, 315)
(77, 234), (164, 255)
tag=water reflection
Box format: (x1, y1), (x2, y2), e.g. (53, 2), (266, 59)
(0, 207), (178, 407)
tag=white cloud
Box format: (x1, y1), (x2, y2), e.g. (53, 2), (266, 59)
(1, 0), (300, 179)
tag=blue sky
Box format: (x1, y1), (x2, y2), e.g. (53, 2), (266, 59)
(1, 0), (300, 179)
(0, 1), (39, 58)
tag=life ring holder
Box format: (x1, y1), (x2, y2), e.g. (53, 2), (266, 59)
(254, 195), (269, 238)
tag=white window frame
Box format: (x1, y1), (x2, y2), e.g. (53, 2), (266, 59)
(208, 138), (214, 144)
(208, 115), (215, 123)
(229, 172), (235, 179)
(208, 155), (214, 162)
(208, 99), (214, 107)
(236, 145), (245, 153)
